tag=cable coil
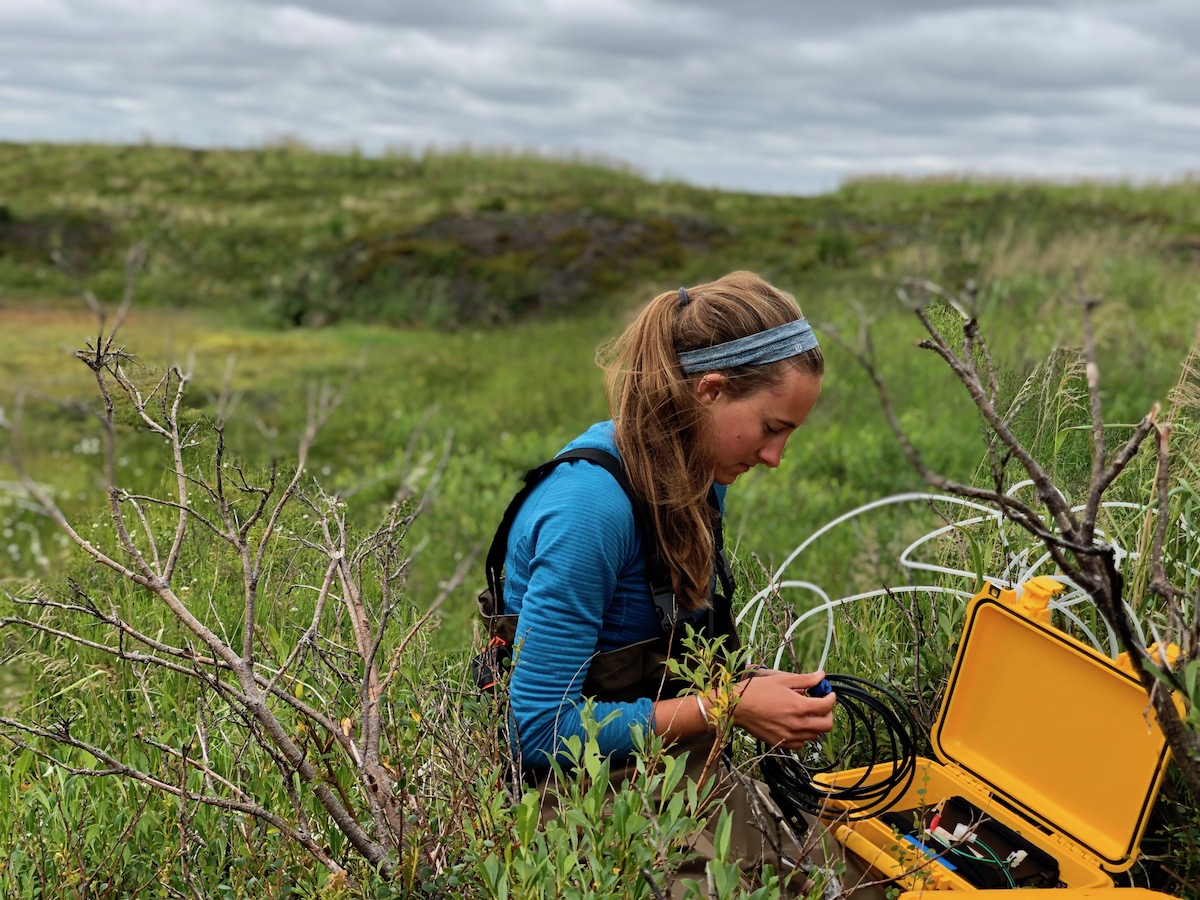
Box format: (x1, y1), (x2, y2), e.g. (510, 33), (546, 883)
(760, 673), (922, 830)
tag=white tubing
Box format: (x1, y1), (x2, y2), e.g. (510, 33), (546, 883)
(742, 492), (1006, 642)
(742, 487), (1187, 665)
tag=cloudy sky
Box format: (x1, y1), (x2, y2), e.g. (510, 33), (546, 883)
(1, 0), (1197, 195)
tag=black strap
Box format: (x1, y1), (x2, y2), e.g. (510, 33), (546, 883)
(708, 486), (736, 602)
(484, 448), (681, 632)
(706, 484), (740, 652)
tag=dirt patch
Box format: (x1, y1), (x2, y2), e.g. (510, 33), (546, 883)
(322, 209), (728, 326)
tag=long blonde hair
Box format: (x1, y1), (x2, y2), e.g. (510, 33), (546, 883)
(599, 271), (823, 610)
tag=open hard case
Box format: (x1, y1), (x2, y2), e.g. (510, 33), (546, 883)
(817, 576), (1182, 896)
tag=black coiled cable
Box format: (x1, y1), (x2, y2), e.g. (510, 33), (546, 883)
(759, 673), (921, 833)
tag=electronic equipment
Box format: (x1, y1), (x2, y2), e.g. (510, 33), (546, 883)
(880, 795), (1060, 888)
(815, 576), (1182, 896)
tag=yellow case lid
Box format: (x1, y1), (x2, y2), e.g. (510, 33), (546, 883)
(931, 578), (1173, 871)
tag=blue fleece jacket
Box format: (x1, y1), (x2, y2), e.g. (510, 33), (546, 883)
(504, 420), (725, 767)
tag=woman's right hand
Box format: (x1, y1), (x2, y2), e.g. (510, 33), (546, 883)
(728, 669), (835, 749)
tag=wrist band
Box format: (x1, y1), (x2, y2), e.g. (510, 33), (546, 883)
(695, 694), (712, 730)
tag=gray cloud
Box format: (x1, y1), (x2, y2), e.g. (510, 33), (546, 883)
(0, 0), (1196, 194)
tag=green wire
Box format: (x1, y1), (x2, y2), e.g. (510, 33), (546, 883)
(949, 837), (1017, 889)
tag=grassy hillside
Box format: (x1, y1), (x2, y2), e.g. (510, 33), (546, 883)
(3, 141), (1196, 409)
(3, 142), (1197, 335)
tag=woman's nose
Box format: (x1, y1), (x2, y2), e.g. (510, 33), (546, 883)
(758, 441), (784, 468)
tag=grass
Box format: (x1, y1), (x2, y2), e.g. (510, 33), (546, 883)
(1, 142), (1198, 897)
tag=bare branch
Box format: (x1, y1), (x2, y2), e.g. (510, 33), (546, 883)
(2, 285), (466, 885)
(868, 274), (1200, 801)
(913, 304), (1081, 540)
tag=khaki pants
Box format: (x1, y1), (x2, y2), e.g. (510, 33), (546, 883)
(535, 735), (891, 899)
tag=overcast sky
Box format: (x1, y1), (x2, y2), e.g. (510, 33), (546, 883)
(1, 0), (1197, 195)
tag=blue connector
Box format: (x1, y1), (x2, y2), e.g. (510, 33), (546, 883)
(809, 678), (833, 698)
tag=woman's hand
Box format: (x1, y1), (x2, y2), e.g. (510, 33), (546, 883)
(728, 669), (835, 749)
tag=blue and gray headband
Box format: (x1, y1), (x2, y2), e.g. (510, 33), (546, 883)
(675, 286), (819, 375)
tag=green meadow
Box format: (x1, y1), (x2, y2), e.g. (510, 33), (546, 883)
(1, 142), (1198, 897)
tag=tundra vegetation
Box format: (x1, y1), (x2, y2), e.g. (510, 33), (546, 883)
(0, 141), (1197, 897)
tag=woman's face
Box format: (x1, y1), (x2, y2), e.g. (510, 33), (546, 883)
(698, 367), (822, 485)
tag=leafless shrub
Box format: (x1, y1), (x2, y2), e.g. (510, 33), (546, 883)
(0, 303), (479, 890)
(840, 274), (1200, 798)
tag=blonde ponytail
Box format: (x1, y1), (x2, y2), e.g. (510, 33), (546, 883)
(599, 271), (823, 610)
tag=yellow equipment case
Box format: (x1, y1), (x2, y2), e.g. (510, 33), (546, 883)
(818, 576), (1182, 896)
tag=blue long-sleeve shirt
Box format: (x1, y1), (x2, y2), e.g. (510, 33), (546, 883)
(503, 420), (723, 767)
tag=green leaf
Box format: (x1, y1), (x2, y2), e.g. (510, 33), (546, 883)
(660, 752), (686, 798)
(515, 791), (539, 848)
(712, 808), (732, 859)
(479, 853), (508, 900)
(1185, 658), (1200, 705)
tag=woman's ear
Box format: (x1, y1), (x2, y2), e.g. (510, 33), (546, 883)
(696, 373), (726, 407)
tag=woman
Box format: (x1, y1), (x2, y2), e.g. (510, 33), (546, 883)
(487, 271), (873, 895)
(502, 271), (834, 768)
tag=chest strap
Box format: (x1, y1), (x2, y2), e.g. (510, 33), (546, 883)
(484, 447), (683, 630)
